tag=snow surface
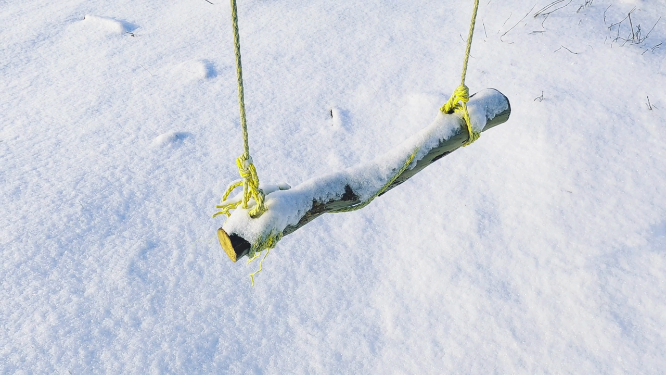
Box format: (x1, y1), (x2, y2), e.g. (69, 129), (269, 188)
(2, 0), (666, 373)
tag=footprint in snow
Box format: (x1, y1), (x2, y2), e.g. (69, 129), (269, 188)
(330, 106), (351, 131)
(82, 15), (138, 35)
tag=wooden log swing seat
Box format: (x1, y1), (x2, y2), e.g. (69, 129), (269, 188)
(214, 0), (511, 283)
(218, 89), (511, 262)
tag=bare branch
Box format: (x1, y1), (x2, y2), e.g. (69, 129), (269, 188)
(534, 0), (573, 18)
(604, 5), (611, 26)
(534, 91), (544, 102)
(554, 45), (579, 54)
(501, 5), (536, 41)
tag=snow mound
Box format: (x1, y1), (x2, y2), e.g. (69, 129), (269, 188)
(176, 60), (217, 81)
(150, 131), (191, 148)
(82, 15), (137, 34)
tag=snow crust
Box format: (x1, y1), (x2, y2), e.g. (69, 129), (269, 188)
(2, 0), (666, 373)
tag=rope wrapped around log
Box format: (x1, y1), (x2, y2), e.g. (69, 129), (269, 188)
(218, 88), (511, 262)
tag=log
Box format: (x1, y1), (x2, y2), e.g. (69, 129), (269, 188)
(218, 88), (511, 262)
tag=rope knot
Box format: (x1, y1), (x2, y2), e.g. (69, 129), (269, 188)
(440, 84), (480, 147)
(441, 85), (470, 114)
(235, 154), (266, 218)
(213, 154), (267, 219)
(237, 154), (253, 178)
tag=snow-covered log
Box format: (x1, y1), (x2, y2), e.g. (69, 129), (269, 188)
(218, 88), (511, 262)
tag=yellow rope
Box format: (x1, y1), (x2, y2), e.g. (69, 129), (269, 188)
(247, 231), (283, 286)
(213, 154), (267, 218)
(441, 0), (481, 147)
(217, 0), (267, 220)
(331, 148), (419, 214)
(249, 248), (270, 287)
(213, 0), (275, 286)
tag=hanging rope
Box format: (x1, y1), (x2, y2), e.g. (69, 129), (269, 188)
(441, 0), (481, 147)
(215, 0), (267, 220)
(214, 0), (276, 285)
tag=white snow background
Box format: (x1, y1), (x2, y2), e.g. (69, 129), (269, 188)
(2, 0), (666, 373)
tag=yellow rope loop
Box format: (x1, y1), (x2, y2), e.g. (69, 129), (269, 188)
(236, 154), (267, 218)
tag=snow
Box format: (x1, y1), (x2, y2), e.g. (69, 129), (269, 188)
(2, 0), (666, 373)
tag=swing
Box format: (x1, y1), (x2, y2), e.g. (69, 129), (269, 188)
(214, 0), (511, 281)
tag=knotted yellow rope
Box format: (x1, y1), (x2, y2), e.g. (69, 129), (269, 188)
(215, 0), (267, 220)
(441, 0), (481, 147)
(213, 154), (266, 218)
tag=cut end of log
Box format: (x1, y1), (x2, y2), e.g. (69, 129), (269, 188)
(217, 228), (252, 262)
(217, 228), (237, 262)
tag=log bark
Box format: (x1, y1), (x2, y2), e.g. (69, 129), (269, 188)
(218, 89), (511, 262)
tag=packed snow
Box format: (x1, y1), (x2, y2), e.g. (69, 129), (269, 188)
(2, 0), (665, 373)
